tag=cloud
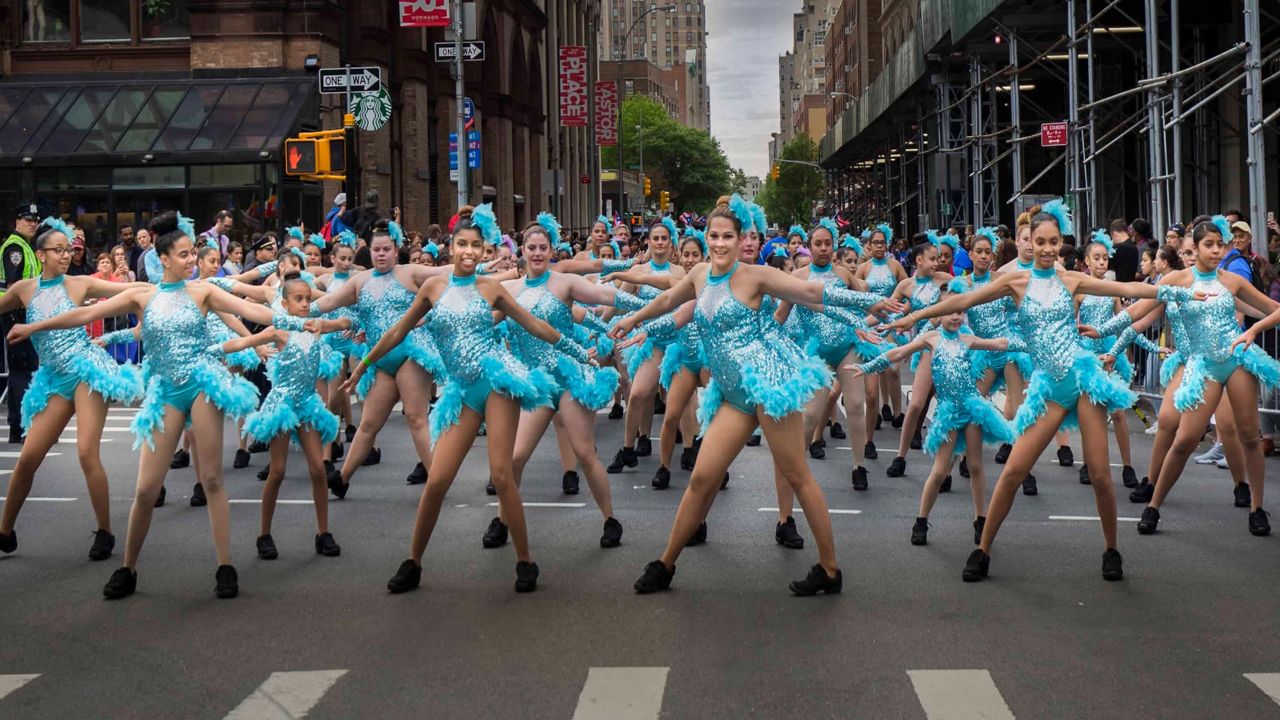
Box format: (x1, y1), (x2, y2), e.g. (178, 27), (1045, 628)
(707, 0), (797, 178)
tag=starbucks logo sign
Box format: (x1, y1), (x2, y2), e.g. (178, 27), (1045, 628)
(349, 89), (392, 132)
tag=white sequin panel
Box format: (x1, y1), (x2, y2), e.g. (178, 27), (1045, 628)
(698, 280), (732, 323)
(362, 273), (394, 303)
(1024, 274), (1060, 309)
(292, 331), (315, 352)
(436, 282), (478, 313)
(147, 289), (187, 320)
(29, 285), (66, 319)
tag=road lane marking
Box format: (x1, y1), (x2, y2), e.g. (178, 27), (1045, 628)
(229, 499), (314, 505)
(0, 452), (58, 459)
(572, 667), (669, 720)
(1245, 674), (1280, 706)
(224, 670), (347, 719)
(57, 438), (113, 444)
(0, 496), (74, 502)
(1049, 515), (1140, 522)
(484, 502), (587, 508)
(0, 674), (40, 701)
(907, 669), (1015, 720)
(757, 507), (862, 515)
(63, 427), (132, 433)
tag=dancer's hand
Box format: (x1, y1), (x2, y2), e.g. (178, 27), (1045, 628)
(871, 298), (907, 315)
(613, 331), (647, 351)
(255, 345), (277, 362)
(6, 324), (32, 344)
(855, 328), (884, 345)
(303, 319), (325, 334)
(343, 362), (368, 394)
(353, 331), (367, 345)
(1158, 346), (1172, 357)
(843, 365), (865, 379)
(608, 317), (637, 340)
(1077, 324), (1100, 339)
(1100, 353), (1116, 372)
(1192, 290), (1214, 301)
(1230, 328), (1258, 353)
(886, 314), (913, 332)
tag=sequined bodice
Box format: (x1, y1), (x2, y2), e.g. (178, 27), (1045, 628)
(508, 277), (572, 368)
(636, 260), (673, 302)
(1078, 294), (1117, 354)
(270, 331), (324, 398)
(932, 331), (977, 399)
(695, 265), (793, 392)
(1015, 270), (1081, 380)
(1165, 301), (1192, 350)
(205, 311), (234, 342)
(358, 270), (416, 344)
(143, 282), (208, 383)
(865, 259), (896, 296)
(428, 275), (497, 381)
(1180, 271), (1239, 362)
(796, 265), (851, 349)
(325, 272), (358, 323)
(964, 273), (1014, 339)
(910, 279), (941, 332)
(28, 276), (89, 372)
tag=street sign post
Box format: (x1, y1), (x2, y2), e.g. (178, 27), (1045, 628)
(434, 41), (486, 62)
(319, 67), (382, 94)
(1040, 121), (1068, 147)
(399, 0), (449, 27)
(466, 130), (481, 169)
(463, 97), (474, 130)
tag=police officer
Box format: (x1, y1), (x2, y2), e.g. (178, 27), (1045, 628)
(1, 204), (43, 444)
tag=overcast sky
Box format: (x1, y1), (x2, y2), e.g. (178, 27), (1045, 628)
(707, 0), (796, 180)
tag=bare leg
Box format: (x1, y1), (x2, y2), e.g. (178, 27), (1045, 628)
(1223, 369), (1265, 510)
(1077, 398), (1119, 550)
(1151, 382), (1224, 509)
(917, 434), (958, 518)
(340, 371), (397, 483)
(964, 424), (987, 518)
(122, 405), (187, 568)
(560, 399), (615, 519)
(0, 396), (75, 535)
(896, 351), (933, 458)
(260, 436), (290, 536)
(72, 388), (111, 531)
(1144, 368), (1184, 484)
(1112, 411), (1132, 467)
(624, 353), (662, 448)
(760, 410), (839, 575)
(1215, 394), (1249, 487)
(296, 428), (329, 533)
(511, 406), (556, 491)
(979, 403), (1069, 553)
(189, 398), (232, 566)
(552, 414), (576, 474)
(836, 350), (868, 469)
(658, 371), (698, 468)
(778, 384), (831, 522)
(394, 364), (436, 472)
(482, 394), (530, 561)
(409, 408), (484, 562)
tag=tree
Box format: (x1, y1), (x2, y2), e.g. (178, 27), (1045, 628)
(760, 135), (823, 228)
(729, 167), (748, 195)
(600, 96), (733, 214)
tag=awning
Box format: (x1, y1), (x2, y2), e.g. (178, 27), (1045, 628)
(0, 76), (315, 167)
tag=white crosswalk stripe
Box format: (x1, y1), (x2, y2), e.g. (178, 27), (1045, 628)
(907, 669), (1016, 720)
(0, 674), (40, 702)
(223, 670), (347, 719)
(0, 451), (58, 458)
(1245, 673), (1280, 706)
(572, 667), (669, 720)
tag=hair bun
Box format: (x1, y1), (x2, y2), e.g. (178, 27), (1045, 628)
(150, 210), (179, 236)
(715, 195), (730, 208)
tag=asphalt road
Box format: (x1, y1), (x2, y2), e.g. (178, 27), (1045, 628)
(2, 400), (1279, 719)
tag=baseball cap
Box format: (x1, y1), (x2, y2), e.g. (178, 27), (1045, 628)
(334, 193), (347, 206)
(71, 236), (85, 249)
(14, 203), (40, 221)
(1231, 220), (1252, 235)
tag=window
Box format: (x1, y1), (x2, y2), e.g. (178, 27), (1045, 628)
(686, 31), (692, 42)
(22, 1), (189, 46)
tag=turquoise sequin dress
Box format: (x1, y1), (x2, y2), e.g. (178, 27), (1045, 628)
(865, 258), (905, 343)
(621, 260), (675, 377)
(508, 272), (619, 411)
(322, 271), (360, 359)
(693, 263), (832, 430)
(957, 271), (1033, 385)
(205, 311), (261, 372)
(1078, 295), (1138, 382)
(907, 277), (943, 372)
(1172, 268), (1280, 412)
(130, 281), (260, 449)
(657, 310), (706, 391)
(243, 330), (339, 445)
(794, 263), (883, 368)
(22, 275), (145, 430)
(428, 273), (555, 441)
(353, 268), (446, 398)
(1011, 268), (1135, 434)
(918, 329), (1014, 455)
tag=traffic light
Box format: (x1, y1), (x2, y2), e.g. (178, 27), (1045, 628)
(644, 177), (652, 196)
(285, 129), (347, 180)
(771, 164), (780, 181)
(659, 191), (669, 211)
(285, 139), (317, 175)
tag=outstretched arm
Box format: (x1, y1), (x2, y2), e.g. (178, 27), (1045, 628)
(218, 328), (281, 355)
(9, 286), (147, 341)
(608, 272), (697, 337)
(205, 286), (276, 327)
(890, 275), (1013, 330)
(309, 273), (360, 315)
(846, 335), (928, 377)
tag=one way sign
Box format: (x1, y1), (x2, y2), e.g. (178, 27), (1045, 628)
(318, 67), (383, 94)
(434, 41), (486, 63)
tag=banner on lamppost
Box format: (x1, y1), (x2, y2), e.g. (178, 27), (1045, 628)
(595, 81), (618, 146)
(559, 46), (588, 127)
(399, 0), (449, 27)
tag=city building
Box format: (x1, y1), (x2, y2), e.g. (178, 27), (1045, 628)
(601, 0), (710, 131)
(599, 60), (683, 119)
(778, 51), (798, 146)
(741, 175), (763, 202)
(0, 0), (603, 248)
(824, 0), (883, 123)
(777, 0), (839, 145)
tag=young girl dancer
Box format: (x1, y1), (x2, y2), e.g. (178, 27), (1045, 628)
(852, 292), (1016, 545)
(611, 195), (886, 595)
(223, 274), (348, 560)
(315, 232), (362, 470)
(351, 204), (587, 594)
(0, 218), (145, 560)
(855, 224), (907, 443)
(8, 211), (281, 599)
(889, 201), (1192, 582)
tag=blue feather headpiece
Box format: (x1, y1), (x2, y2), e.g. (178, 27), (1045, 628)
(771, 245), (789, 259)
(682, 226), (707, 255)
(925, 229), (943, 249)
(423, 241), (440, 259)
(937, 232), (959, 252)
(749, 203), (769, 237)
(288, 247), (307, 265)
(1041, 198), (1075, 236)
(839, 234), (864, 256)
(595, 214), (612, 230)
(305, 233), (326, 251)
(975, 226), (1000, 250)
(1090, 228), (1115, 257)
(947, 277), (969, 294)
(788, 224), (809, 244)
(385, 220), (406, 248)
(608, 240), (622, 258)
(536, 212), (563, 250)
(875, 222), (893, 245)
(202, 234), (220, 251)
(335, 230), (358, 249)
(1209, 214), (1232, 242)
(860, 229), (872, 240)
(176, 212), (196, 241)
(470, 204), (500, 246)
(286, 226), (305, 242)
(659, 216), (679, 242)
(728, 194), (753, 232)
(144, 248), (163, 283)
(814, 217), (840, 243)
(37, 216), (74, 242)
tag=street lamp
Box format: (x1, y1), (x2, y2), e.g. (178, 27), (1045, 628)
(616, 3), (676, 219)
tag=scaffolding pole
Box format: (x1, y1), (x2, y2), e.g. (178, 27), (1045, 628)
(1244, 0), (1269, 256)
(1169, 0), (1184, 221)
(1144, 0), (1166, 232)
(1085, 0), (1099, 228)
(1009, 34), (1025, 207)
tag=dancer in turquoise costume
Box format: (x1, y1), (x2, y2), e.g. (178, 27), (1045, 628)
(852, 295), (1016, 547)
(854, 223), (908, 445)
(1112, 217), (1280, 538)
(307, 219), (453, 499)
(315, 231), (362, 463)
(0, 217), (144, 562)
(356, 204), (588, 595)
(493, 213), (632, 550)
(8, 211), (282, 600)
(890, 200), (1193, 583)
(774, 218), (899, 496)
(883, 234), (953, 478)
(218, 274), (348, 562)
(613, 195), (887, 596)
